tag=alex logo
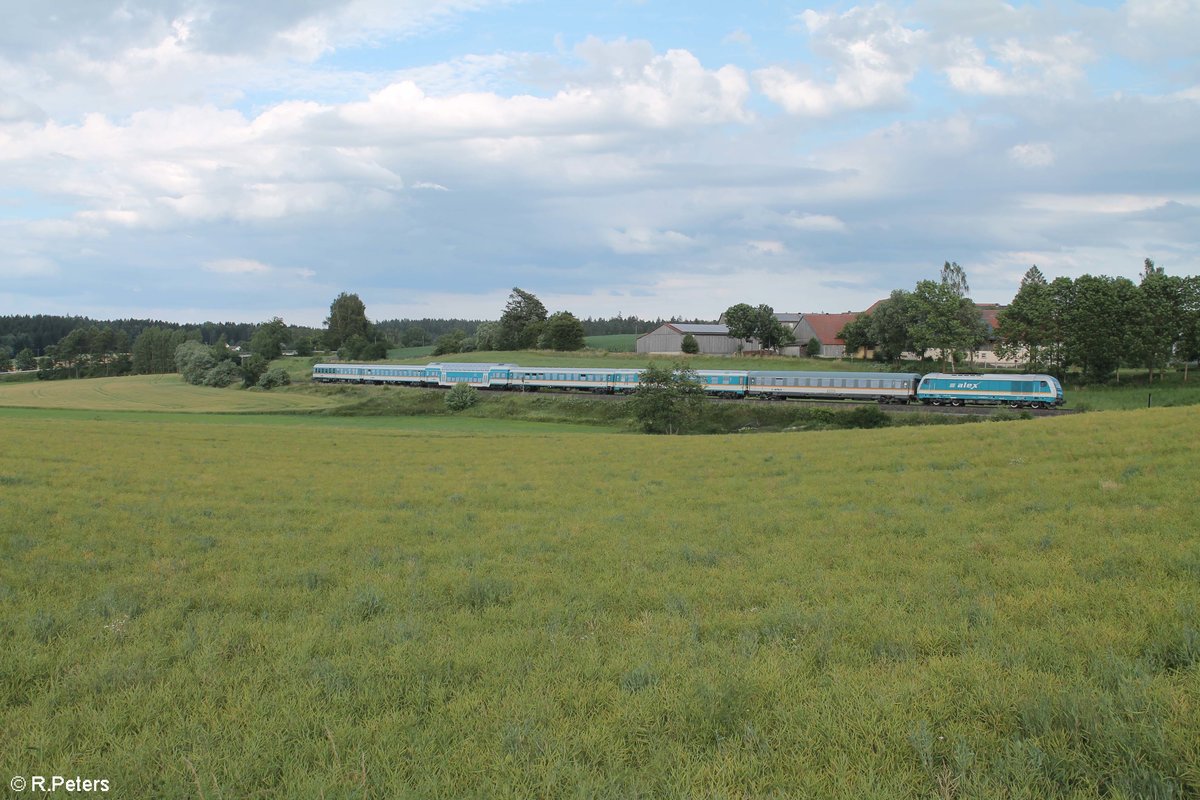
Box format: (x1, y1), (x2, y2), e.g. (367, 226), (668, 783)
(952, 382), (979, 389)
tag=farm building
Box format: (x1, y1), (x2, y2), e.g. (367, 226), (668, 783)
(788, 312), (860, 358)
(635, 323), (758, 355)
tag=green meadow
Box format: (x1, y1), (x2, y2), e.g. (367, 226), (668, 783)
(0, 374), (338, 413)
(2, 403), (1198, 798)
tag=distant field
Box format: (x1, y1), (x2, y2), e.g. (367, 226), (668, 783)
(584, 333), (639, 352)
(2, 407), (1197, 797)
(0, 374), (339, 412)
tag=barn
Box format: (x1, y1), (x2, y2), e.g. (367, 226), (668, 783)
(791, 313), (860, 358)
(635, 323), (756, 355)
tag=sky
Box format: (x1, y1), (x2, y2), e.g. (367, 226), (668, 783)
(1, 0), (1197, 326)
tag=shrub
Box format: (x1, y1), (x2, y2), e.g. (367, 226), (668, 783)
(175, 341), (216, 385)
(681, 333), (700, 354)
(257, 367), (292, 390)
(444, 382), (478, 411)
(241, 356), (268, 388)
(202, 361), (242, 388)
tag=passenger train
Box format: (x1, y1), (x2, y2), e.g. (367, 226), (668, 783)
(312, 362), (1064, 408)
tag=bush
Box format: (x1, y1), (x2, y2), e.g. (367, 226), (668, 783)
(444, 382), (478, 411)
(202, 361), (242, 388)
(681, 333), (700, 355)
(257, 367), (292, 390)
(241, 356), (268, 388)
(175, 341), (216, 385)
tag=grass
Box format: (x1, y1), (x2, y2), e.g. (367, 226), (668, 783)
(385, 345), (435, 360)
(1064, 370), (1200, 411)
(0, 373), (339, 412)
(584, 334), (639, 352)
(1, 406), (1198, 797)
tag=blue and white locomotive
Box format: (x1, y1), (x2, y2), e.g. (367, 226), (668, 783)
(916, 373), (1064, 408)
(312, 362), (1063, 407)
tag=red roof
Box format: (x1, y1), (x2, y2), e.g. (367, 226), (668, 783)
(804, 312), (861, 346)
(976, 304), (1002, 331)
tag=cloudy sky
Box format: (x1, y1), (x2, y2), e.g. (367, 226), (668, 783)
(1, 0), (1197, 326)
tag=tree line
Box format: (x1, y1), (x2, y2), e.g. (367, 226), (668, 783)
(0, 315), (288, 357)
(995, 261), (1200, 382)
(838, 260), (1200, 383)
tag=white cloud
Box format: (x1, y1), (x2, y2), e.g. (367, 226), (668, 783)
(786, 212), (848, 232)
(605, 227), (697, 255)
(204, 258), (273, 274)
(943, 34), (1092, 97)
(1007, 142), (1055, 167)
(1019, 193), (1193, 214)
(756, 5), (924, 116)
(747, 239), (786, 254)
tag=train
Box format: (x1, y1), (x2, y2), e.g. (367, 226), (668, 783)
(312, 362), (1065, 408)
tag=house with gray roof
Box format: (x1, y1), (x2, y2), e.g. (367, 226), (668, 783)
(635, 323), (759, 355)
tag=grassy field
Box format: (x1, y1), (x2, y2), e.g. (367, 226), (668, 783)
(584, 334), (639, 352)
(0, 374), (339, 413)
(2, 406), (1198, 797)
(385, 345), (436, 360)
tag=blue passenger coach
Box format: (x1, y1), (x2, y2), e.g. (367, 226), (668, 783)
(917, 373), (1063, 408)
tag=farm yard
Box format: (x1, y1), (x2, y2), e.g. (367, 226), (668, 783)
(2, 395), (1198, 797)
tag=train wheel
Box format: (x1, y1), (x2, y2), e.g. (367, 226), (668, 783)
(951, 399), (964, 407)
(1008, 401), (1020, 408)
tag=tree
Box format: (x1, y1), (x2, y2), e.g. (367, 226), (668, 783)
(722, 303), (758, 343)
(806, 337), (822, 357)
(868, 290), (918, 362)
(1130, 258), (1185, 382)
(14, 348), (35, 371)
(1062, 274), (1135, 383)
(175, 341), (217, 385)
(325, 293), (370, 350)
(249, 317), (288, 361)
(629, 362), (706, 434)
(996, 265), (1066, 371)
(539, 311), (586, 351)
(681, 333), (700, 354)
(755, 305), (795, 353)
(400, 325), (430, 348)
(940, 261), (970, 297)
(1179, 276), (1200, 382)
(909, 265), (987, 369)
(837, 315), (874, 358)
(473, 321), (500, 352)
(257, 367), (292, 390)
(132, 327), (189, 374)
(55, 327), (91, 377)
(721, 303), (793, 353)
(202, 361), (242, 388)
(293, 337), (315, 357)
(432, 329), (467, 356)
(241, 356), (269, 388)
(497, 288), (547, 350)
